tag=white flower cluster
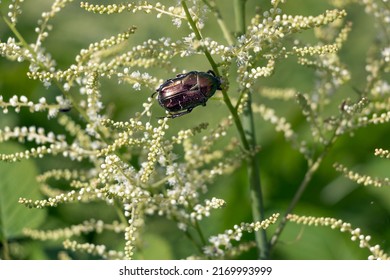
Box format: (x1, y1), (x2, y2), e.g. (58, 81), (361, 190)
(204, 213), (279, 258)
(80, 1), (186, 24)
(334, 146), (390, 188)
(374, 148), (390, 159)
(0, 37), (22, 59)
(0, 95), (72, 117)
(0, 124), (68, 162)
(63, 240), (124, 259)
(334, 162), (390, 187)
(190, 197), (225, 221)
(23, 219), (125, 240)
(287, 214), (389, 260)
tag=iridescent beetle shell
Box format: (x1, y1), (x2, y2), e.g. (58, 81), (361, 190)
(153, 70), (222, 118)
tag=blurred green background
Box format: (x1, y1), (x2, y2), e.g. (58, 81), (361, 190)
(0, 0), (389, 259)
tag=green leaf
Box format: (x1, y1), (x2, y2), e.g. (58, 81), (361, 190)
(0, 143), (46, 240)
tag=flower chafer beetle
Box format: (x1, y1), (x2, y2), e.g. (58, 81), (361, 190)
(153, 70), (222, 118)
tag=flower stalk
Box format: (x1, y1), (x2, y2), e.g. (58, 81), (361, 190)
(181, 0), (250, 151)
(182, 0), (268, 259)
(234, 0), (268, 259)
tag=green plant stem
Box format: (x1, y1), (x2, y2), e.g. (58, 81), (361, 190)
(234, 0), (268, 259)
(269, 156), (324, 248)
(114, 200), (129, 225)
(183, 229), (205, 255)
(1, 13), (34, 56)
(186, 200), (207, 248)
(0, 206), (11, 259)
(194, 219), (207, 246)
(181, 0), (250, 151)
(182, 0), (267, 259)
(201, 0), (234, 45)
(269, 132), (338, 249)
(1, 239), (10, 260)
(244, 93), (268, 259)
(234, 0), (246, 36)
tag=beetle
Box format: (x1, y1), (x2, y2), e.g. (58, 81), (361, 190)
(152, 70), (222, 118)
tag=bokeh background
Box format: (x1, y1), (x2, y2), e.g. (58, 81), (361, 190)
(0, 0), (389, 259)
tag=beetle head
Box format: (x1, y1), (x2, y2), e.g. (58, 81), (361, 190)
(207, 70), (223, 90)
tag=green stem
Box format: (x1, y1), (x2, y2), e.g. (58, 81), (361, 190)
(269, 151), (324, 248)
(1, 239), (10, 260)
(269, 127), (340, 249)
(234, 0), (268, 259)
(234, 0), (246, 36)
(244, 92), (268, 259)
(194, 219), (207, 246)
(181, 0), (249, 151)
(0, 214), (11, 260)
(114, 200), (129, 225)
(201, 0), (234, 45)
(181, 1), (217, 70)
(1, 13), (35, 56)
(0, 205), (11, 259)
(182, 0), (267, 258)
(183, 229), (205, 255)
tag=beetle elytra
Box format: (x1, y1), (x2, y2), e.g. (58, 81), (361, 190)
(153, 70), (222, 118)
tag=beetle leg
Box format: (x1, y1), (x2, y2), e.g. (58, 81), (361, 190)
(189, 84), (199, 91)
(194, 74), (202, 91)
(168, 107), (193, 118)
(151, 91), (157, 98)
